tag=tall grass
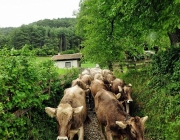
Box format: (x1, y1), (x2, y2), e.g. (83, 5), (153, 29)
(36, 56), (51, 62)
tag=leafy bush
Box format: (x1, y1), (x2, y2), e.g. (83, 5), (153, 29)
(120, 47), (180, 140)
(0, 46), (79, 139)
(61, 49), (75, 54)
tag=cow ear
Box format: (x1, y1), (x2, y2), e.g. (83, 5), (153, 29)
(73, 106), (83, 114)
(45, 107), (56, 118)
(78, 74), (82, 78)
(116, 121), (127, 129)
(128, 83), (132, 87)
(118, 86), (123, 92)
(116, 93), (121, 99)
(141, 116), (148, 124)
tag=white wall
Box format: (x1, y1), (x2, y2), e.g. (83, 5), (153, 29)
(54, 60), (79, 68)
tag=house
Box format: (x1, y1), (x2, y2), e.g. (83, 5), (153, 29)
(51, 53), (82, 68)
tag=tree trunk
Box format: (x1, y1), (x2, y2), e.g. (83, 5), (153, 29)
(168, 28), (180, 47)
(64, 35), (67, 50)
(59, 36), (62, 52)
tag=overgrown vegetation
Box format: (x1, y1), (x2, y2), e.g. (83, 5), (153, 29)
(116, 47), (180, 140)
(0, 18), (82, 56)
(0, 44), (180, 139)
(0, 47), (79, 139)
(76, 0), (180, 68)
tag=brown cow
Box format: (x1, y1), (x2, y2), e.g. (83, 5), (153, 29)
(111, 78), (133, 114)
(111, 78), (125, 93)
(79, 74), (93, 89)
(81, 68), (90, 75)
(104, 73), (116, 84)
(89, 67), (102, 78)
(71, 78), (88, 90)
(101, 69), (113, 77)
(90, 79), (110, 98)
(94, 73), (104, 81)
(45, 83), (87, 140)
(94, 90), (148, 140)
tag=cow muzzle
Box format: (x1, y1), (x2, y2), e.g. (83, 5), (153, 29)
(126, 99), (133, 103)
(57, 136), (68, 140)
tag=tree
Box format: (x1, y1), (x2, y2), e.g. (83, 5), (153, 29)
(76, 0), (180, 68)
(11, 27), (30, 49)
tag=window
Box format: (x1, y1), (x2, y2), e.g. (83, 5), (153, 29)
(65, 62), (71, 68)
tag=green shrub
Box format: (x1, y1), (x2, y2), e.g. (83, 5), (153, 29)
(0, 46), (79, 139)
(120, 47), (180, 140)
(61, 49), (75, 54)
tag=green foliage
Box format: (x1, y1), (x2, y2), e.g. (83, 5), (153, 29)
(0, 46), (79, 139)
(61, 49), (76, 54)
(121, 47), (180, 139)
(76, 0), (180, 67)
(0, 18), (82, 55)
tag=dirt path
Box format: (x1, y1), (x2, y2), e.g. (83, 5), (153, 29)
(84, 110), (103, 140)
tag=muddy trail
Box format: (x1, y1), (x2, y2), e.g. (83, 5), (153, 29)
(74, 94), (103, 140)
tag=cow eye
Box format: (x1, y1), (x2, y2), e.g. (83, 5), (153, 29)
(131, 129), (136, 135)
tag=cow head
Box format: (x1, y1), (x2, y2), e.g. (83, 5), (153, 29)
(94, 73), (104, 81)
(116, 116), (148, 140)
(80, 74), (93, 88)
(118, 84), (133, 114)
(118, 84), (133, 103)
(104, 73), (116, 84)
(71, 78), (88, 90)
(45, 104), (83, 140)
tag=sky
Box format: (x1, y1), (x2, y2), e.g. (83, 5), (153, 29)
(0, 0), (80, 28)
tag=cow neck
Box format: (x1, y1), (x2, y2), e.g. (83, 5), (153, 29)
(125, 114), (131, 122)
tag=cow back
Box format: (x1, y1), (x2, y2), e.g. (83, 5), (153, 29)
(90, 79), (110, 97)
(62, 85), (87, 124)
(111, 78), (125, 94)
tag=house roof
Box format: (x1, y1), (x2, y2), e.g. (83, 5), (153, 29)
(51, 53), (82, 61)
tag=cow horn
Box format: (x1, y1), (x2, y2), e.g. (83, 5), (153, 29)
(141, 116), (148, 124)
(116, 93), (121, 99)
(118, 86), (123, 92)
(116, 121), (127, 129)
(128, 83), (132, 87)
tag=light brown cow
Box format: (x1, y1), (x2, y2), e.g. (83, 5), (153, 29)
(101, 69), (113, 77)
(45, 83), (87, 140)
(79, 74), (93, 89)
(71, 78), (88, 90)
(90, 79), (121, 111)
(89, 67), (102, 78)
(111, 78), (133, 114)
(111, 78), (125, 93)
(94, 73), (104, 81)
(104, 73), (116, 84)
(94, 90), (148, 140)
(90, 79), (110, 98)
(81, 68), (90, 76)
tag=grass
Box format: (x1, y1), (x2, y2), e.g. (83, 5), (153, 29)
(36, 56), (51, 62)
(81, 62), (96, 68)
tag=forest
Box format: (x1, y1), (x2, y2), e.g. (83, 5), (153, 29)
(0, 18), (82, 56)
(0, 0), (180, 140)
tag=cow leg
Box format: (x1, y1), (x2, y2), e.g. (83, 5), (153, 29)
(77, 126), (84, 140)
(69, 129), (79, 140)
(105, 126), (113, 140)
(125, 102), (130, 114)
(114, 136), (124, 140)
(69, 132), (76, 140)
(97, 122), (106, 140)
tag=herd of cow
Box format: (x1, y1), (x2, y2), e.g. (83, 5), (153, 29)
(45, 65), (148, 140)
